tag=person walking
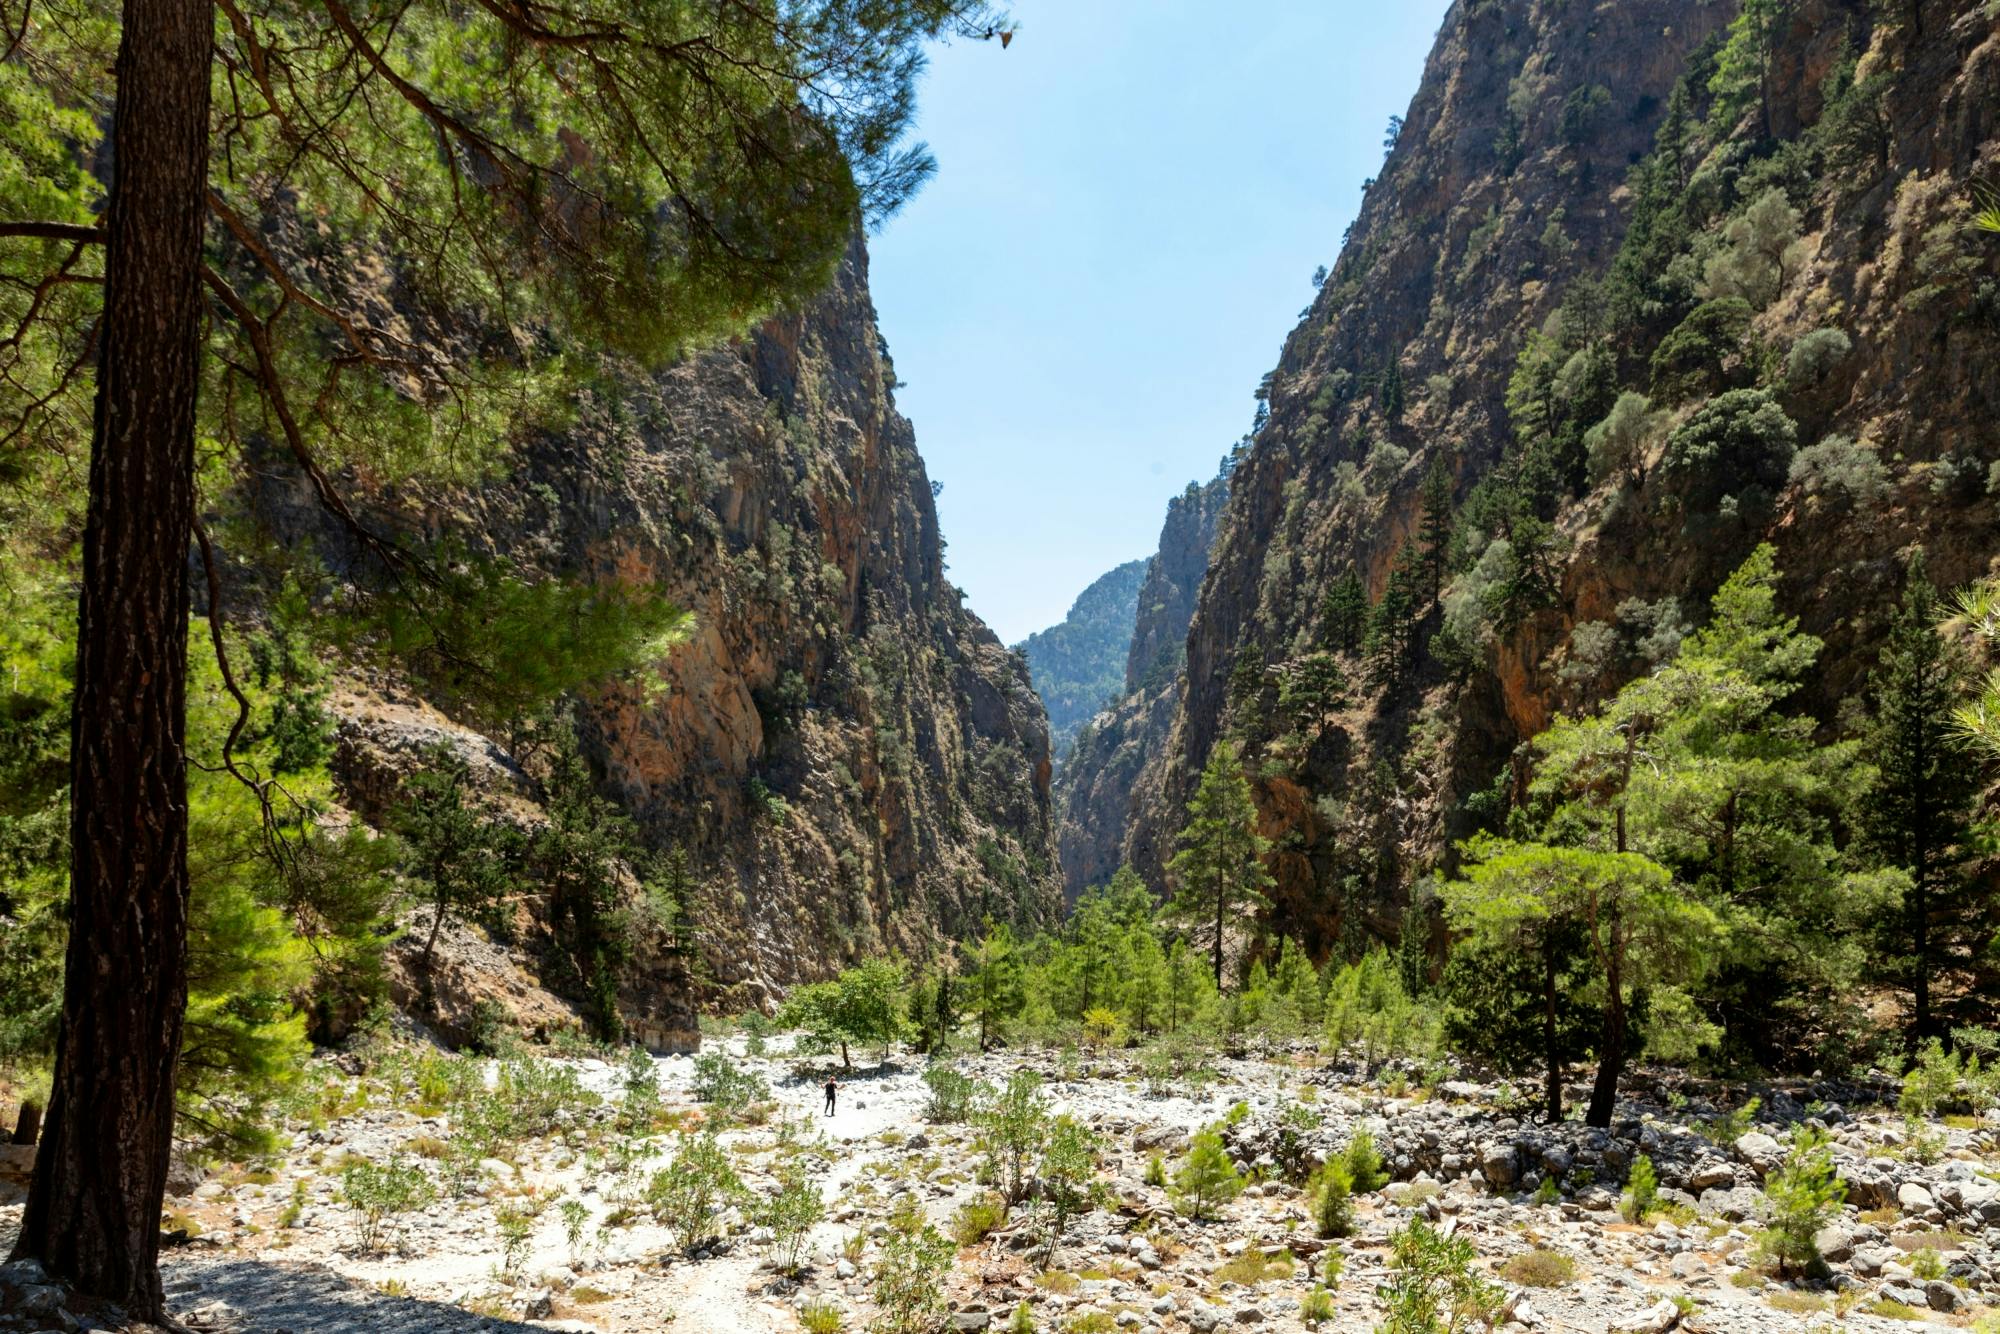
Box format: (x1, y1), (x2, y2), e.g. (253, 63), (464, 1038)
(823, 1076), (838, 1116)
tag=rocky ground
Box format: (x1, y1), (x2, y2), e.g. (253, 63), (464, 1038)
(3, 1036), (1998, 1334)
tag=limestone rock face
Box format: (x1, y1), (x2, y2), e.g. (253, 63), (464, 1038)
(278, 236), (1062, 1026)
(1067, 0), (2000, 954)
(1056, 472), (1228, 898)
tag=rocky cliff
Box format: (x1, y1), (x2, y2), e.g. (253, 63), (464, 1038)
(276, 236), (1064, 1026)
(1016, 559), (1147, 762)
(1103, 0), (2000, 951)
(1056, 472), (1227, 898)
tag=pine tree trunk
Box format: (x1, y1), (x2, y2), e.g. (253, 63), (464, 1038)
(1586, 926), (1626, 1130)
(1541, 933), (1562, 1123)
(9, 0), (212, 1317)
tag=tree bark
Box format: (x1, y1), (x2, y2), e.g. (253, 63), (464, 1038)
(9, 0), (213, 1318)
(1541, 933), (1562, 1123)
(1587, 922), (1626, 1129)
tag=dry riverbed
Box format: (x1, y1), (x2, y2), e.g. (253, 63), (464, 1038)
(4, 1036), (1999, 1334)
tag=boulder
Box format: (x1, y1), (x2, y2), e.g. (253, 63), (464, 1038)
(1732, 1132), (1783, 1177)
(1480, 1144), (1518, 1188)
(1898, 1182), (1936, 1214)
(1607, 1297), (1681, 1334)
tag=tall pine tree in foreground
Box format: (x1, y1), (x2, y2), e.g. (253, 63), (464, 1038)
(0, 0), (1008, 1313)
(1167, 740), (1274, 988)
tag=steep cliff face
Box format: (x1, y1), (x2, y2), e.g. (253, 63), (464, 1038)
(1122, 0), (2000, 951)
(1056, 473), (1227, 898)
(291, 237), (1063, 1022)
(1017, 559), (1148, 762)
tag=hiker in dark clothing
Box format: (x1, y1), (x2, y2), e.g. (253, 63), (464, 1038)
(824, 1077), (838, 1115)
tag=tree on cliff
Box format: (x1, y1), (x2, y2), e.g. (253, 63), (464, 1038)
(0, 0), (1008, 1314)
(1167, 740), (1274, 989)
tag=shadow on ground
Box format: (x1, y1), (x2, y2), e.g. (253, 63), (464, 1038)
(163, 1256), (559, 1334)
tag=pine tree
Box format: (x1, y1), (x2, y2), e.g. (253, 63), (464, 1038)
(1171, 1129), (1242, 1220)
(1164, 938), (1214, 1033)
(1364, 543), (1423, 690)
(1167, 741), (1276, 989)
(1417, 456), (1455, 603)
(965, 921), (1028, 1050)
(1867, 556), (1980, 1044)
(1321, 572), (1368, 656)
(398, 748), (520, 998)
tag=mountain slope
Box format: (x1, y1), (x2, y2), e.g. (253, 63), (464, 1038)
(279, 236), (1064, 1019)
(1101, 0), (2000, 956)
(1016, 560), (1148, 762)
(1056, 471), (1228, 897)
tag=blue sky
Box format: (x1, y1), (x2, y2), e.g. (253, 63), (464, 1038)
(868, 0), (1454, 645)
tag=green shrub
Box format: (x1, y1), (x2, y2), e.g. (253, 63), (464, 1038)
(341, 1156), (434, 1254)
(871, 1224), (955, 1334)
(759, 1169), (825, 1274)
(1171, 1129), (1242, 1221)
(1620, 1154), (1659, 1223)
(1341, 1128), (1389, 1193)
(1144, 1152), (1167, 1188)
(692, 1048), (770, 1113)
(979, 1070), (1050, 1204)
(1313, 1161), (1355, 1238)
(618, 1045), (661, 1129)
(646, 1131), (747, 1252)
(1755, 1127), (1845, 1278)
(950, 1193), (1007, 1246)
(1379, 1217), (1504, 1334)
(800, 1299), (847, 1333)
(1039, 1115), (1102, 1261)
(494, 1202), (536, 1279)
(1661, 389), (1797, 511)
(922, 1063), (979, 1122)
(1302, 1285), (1335, 1327)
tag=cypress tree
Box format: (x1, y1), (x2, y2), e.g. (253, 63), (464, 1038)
(1417, 456), (1455, 603)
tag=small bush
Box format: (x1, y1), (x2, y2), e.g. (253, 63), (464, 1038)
(1171, 1130), (1242, 1221)
(1143, 1153), (1167, 1188)
(1621, 1154), (1659, 1223)
(1380, 1217), (1503, 1333)
(341, 1156), (434, 1254)
(1341, 1129), (1388, 1193)
(1755, 1127), (1845, 1278)
(1302, 1285), (1335, 1327)
(1789, 434), (1889, 509)
(1499, 1248), (1577, 1287)
(1313, 1162), (1355, 1239)
(1784, 328), (1851, 388)
(922, 1063), (979, 1123)
(691, 1049), (770, 1114)
(871, 1224), (955, 1334)
(950, 1193), (1007, 1246)
(760, 1170), (825, 1274)
(800, 1299), (847, 1334)
(1213, 1248), (1295, 1286)
(646, 1131), (747, 1253)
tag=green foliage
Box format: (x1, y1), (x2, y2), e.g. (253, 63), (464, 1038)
(950, 1193), (1007, 1246)
(692, 1049), (771, 1115)
(1323, 949), (1439, 1064)
(779, 958), (908, 1068)
(1755, 1127), (1845, 1278)
(647, 1131), (749, 1253)
(1301, 1286), (1335, 1327)
(870, 1224), (956, 1334)
(1621, 1154), (1660, 1223)
(759, 1170), (825, 1275)
(1702, 188), (1805, 308)
(1650, 298), (1756, 404)
(980, 1070), (1051, 1204)
(341, 1156), (435, 1255)
(398, 745), (520, 982)
(1171, 1129), (1242, 1221)
(1341, 1129), (1389, 1194)
(923, 1063), (981, 1122)
(1313, 1161), (1355, 1238)
(1166, 740), (1274, 989)
(1321, 571), (1368, 656)
(618, 1046), (662, 1130)
(1038, 1115), (1102, 1262)
(1379, 1217), (1504, 1334)
(1662, 389), (1798, 513)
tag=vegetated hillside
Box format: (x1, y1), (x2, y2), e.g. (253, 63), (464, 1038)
(270, 237), (1064, 1021)
(1115, 0), (2000, 958)
(1057, 471), (1228, 898)
(1016, 559), (1147, 763)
